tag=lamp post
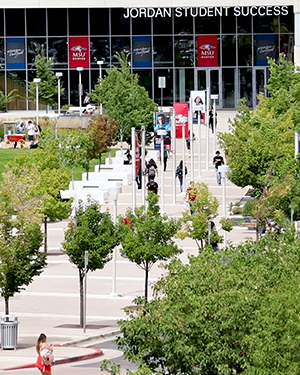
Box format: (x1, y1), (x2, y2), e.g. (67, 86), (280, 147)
(55, 72), (62, 138)
(83, 249), (89, 333)
(33, 78), (41, 126)
(158, 77), (166, 112)
(109, 186), (122, 297)
(211, 94), (219, 156)
(77, 67), (83, 116)
(218, 165), (230, 248)
(157, 129), (167, 214)
(97, 60), (104, 114)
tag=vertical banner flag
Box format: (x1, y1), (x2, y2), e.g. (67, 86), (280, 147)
(69, 37), (90, 68)
(197, 35), (218, 67)
(135, 133), (141, 176)
(191, 90), (206, 124)
(255, 35), (277, 66)
(173, 102), (188, 139)
(132, 36), (152, 68)
(6, 38), (26, 69)
(153, 112), (171, 150)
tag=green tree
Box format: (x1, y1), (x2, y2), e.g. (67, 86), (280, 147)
(120, 193), (181, 302)
(62, 201), (119, 327)
(0, 167), (46, 315)
(28, 50), (64, 109)
(0, 89), (18, 112)
(117, 232), (300, 375)
(178, 182), (220, 249)
(90, 53), (158, 144)
(87, 114), (118, 171)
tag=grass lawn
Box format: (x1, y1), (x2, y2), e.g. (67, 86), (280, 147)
(0, 148), (116, 184)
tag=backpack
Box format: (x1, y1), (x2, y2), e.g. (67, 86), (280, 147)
(148, 165), (156, 177)
(148, 180), (157, 191)
(40, 347), (54, 365)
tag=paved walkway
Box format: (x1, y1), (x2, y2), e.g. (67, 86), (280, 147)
(0, 110), (256, 372)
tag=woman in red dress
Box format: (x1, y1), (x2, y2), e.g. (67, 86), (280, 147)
(35, 333), (53, 374)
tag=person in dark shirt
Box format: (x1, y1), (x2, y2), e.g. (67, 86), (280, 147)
(147, 180), (158, 194)
(213, 151), (224, 185)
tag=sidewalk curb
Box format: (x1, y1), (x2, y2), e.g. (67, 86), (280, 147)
(3, 346), (104, 371)
(63, 328), (121, 346)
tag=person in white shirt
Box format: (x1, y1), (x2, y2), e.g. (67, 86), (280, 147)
(27, 121), (35, 145)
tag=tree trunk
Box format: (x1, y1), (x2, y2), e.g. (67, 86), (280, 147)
(79, 270), (84, 328)
(98, 153), (102, 172)
(5, 297), (9, 315)
(44, 217), (47, 254)
(144, 261), (149, 302)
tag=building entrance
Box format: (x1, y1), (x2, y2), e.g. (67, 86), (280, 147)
(196, 68), (222, 109)
(253, 67), (269, 107)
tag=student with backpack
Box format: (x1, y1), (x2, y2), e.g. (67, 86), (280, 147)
(175, 160), (188, 192)
(146, 159), (158, 182)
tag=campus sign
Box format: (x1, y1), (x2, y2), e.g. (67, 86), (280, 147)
(123, 6), (289, 18)
(69, 37), (90, 69)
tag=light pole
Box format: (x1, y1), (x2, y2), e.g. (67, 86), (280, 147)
(218, 165), (230, 248)
(158, 77), (166, 112)
(157, 129), (167, 214)
(55, 72), (62, 138)
(211, 94), (219, 156)
(109, 186), (122, 297)
(77, 67), (83, 116)
(33, 78), (41, 126)
(97, 60), (104, 114)
(83, 249), (89, 333)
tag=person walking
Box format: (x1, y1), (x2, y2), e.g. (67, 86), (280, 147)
(213, 151), (224, 185)
(147, 179), (158, 194)
(209, 105), (217, 133)
(185, 181), (197, 215)
(146, 158), (158, 182)
(35, 333), (54, 375)
(175, 160), (188, 192)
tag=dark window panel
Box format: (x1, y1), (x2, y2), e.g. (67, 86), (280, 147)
(222, 35), (236, 66)
(153, 12), (172, 34)
(239, 68), (252, 107)
(175, 68), (194, 103)
(7, 71), (26, 110)
(26, 9), (46, 36)
(174, 14), (193, 34)
(132, 17), (151, 35)
(111, 8), (130, 36)
(0, 38), (4, 69)
(222, 68), (235, 108)
(90, 37), (110, 67)
(111, 37), (130, 65)
(195, 16), (220, 34)
(5, 9), (25, 36)
(27, 38), (46, 70)
(280, 6), (294, 33)
(69, 69), (89, 106)
(237, 15), (252, 33)
(253, 15), (279, 33)
(221, 12), (236, 34)
(153, 36), (173, 67)
(48, 38), (68, 68)
(280, 35), (294, 62)
(154, 69), (173, 106)
(69, 9), (88, 36)
(238, 35), (252, 66)
(90, 9), (109, 35)
(175, 36), (194, 67)
(133, 69), (152, 98)
(0, 10), (4, 36)
(91, 69), (108, 90)
(48, 9), (67, 36)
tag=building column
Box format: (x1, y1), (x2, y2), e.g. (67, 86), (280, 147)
(294, 12), (300, 67)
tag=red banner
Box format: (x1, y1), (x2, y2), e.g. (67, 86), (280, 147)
(69, 37), (90, 69)
(135, 133), (140, 176)
(173, 102), (189, 139)
(197, 35), (218, 67)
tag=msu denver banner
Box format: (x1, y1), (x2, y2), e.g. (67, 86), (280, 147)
(69, 37), (90, 69)
(197, 35), (218, 67)
(132, 36), (152, 68)
(6, 38), (26, 69)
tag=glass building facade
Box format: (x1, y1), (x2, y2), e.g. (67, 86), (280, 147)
(0, 6), (294, 110)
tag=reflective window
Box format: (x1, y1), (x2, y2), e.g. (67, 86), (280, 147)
(153, 36), (173, 67)
(7, 71), (26, 110)
(175, 68), (194, 102)
(0, 72), (4, 91)
(154, 69), (173, 106)
(222, 13), (236, 34)
(90, 37), (110, 67)
(253, 15), (279, 33)
(90, 9), (109, 35)
(0, 38), (4, 69)
(69, 9), (88, 36)
(132, 17), (151, 35)
(280, 7), (294, 33)
(27, 38), (47, 70)
(280, 34), (294, 62)
(133, 69), (152, 98)
(195, 16), (220, 34)
(239, 68), (252, 107)
(111, 9), (130, 35)
(0, 10), (4, 36)
(48, 38), (68, 68)
(222, 35), (236, 66)
(6, 9), (25, 36)
(153, 13), (172, 34)
(111, 37), (130, 65)
(174, 13), (193, 34)
(91, 69), (108, 90)
(222, 68), (235, 108)
(175, 36), (194, 67)
(69, 69), (89, 106)
(48, 9), (67, 36)
(26, 9), (46, 36)
(238, 35), (252, 66)
(237, 15), (252, 33)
